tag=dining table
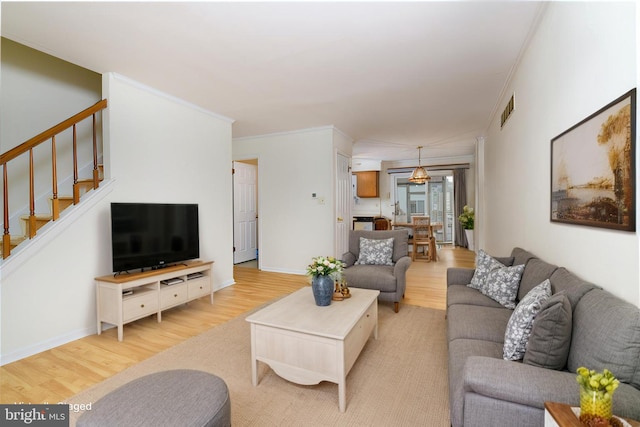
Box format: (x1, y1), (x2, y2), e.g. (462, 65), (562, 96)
(392, 221), (442, 261)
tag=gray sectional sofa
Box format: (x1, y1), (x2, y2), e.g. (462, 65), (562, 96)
(446, 247), (640, 427)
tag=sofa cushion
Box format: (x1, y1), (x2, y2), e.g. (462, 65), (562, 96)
(343, 264), (397, 293)
(549, 267), (599, 308)
(469, 250), (505, 290)
(517, 259), (558, 301)
(480, 264), (525, 309)
(568, 289), (640, 390)
(523, 291), (572, 370)
(495, 256), (515, 267)
(510, 247), (537, 267)
(355, 237), (394, 265)
(447, 304), (513, 343)
(503, 280), (551, 361)
(447, 285), (505, 309)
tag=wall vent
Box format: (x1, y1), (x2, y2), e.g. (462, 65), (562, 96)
(500, 93), (515, 129)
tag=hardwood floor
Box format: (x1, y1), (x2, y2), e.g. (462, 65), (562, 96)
(0, 246), (474, 405)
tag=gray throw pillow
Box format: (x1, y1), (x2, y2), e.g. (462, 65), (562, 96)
(355, 237), (394, 265)
(503, 279), (552, 361)
(523, 291), (573, 370)
(480, 264), (525, 309)
(468, 249), (506, 290)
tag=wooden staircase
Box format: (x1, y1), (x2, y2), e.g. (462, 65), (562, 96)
(1, 100), (107, 259)
(13, 166), (104, 244)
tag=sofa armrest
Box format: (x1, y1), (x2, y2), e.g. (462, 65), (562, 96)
(342, 252), (356, 267)
(394, 256), (412, 296)
(463, 356), (578, 409)
(447, 268), (475, 287)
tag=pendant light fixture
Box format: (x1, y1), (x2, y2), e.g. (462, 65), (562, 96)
(408, 146), (430, 184)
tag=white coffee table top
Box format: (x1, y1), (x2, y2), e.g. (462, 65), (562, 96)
(246, 287), (380, 340)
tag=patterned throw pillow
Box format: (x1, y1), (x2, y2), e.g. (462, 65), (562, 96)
(503, 279), (552, 361)
(355, 237), (394, 265)
(468, 249), (506, 290)
(480, 264), (526, 309)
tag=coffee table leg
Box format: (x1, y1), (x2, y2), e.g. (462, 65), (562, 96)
(250, 324), (258, 386)
(339, 378), (346, 412)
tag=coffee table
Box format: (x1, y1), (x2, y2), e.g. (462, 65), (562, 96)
(246, 286), (380, 412)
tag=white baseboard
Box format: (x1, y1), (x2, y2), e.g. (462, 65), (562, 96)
(258, 266), (306, 276)
(1, 326), (96, 366)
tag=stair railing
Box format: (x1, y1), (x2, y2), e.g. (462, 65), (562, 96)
(1, 99), (108, 259)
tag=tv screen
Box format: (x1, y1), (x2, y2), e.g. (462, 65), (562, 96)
(110, 203), (199, 273)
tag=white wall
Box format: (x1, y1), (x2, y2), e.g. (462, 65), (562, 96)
(483, 2), (639, 305)
(104, 73), (234, 290)
(233, 126), (339, 274)
(0, 73), (234, 364)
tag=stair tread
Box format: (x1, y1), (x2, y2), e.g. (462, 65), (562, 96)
(20, 214), (53, 220)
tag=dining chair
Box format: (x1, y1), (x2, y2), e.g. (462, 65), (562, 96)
(411, 216), (431, 261)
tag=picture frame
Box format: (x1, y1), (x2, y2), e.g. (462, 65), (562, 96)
(551, 88), (636, 231)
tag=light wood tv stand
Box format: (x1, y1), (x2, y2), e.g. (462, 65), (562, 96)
(95, 260), (214, 341)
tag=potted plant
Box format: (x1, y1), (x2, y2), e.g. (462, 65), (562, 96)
(458, 205), (475, 251)
(306, 256), (344, 306)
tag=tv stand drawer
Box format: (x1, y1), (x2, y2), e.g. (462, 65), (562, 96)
(123, 292), (159, 322)
(161, 283), (189, 309)
(188, 278), (211, 299)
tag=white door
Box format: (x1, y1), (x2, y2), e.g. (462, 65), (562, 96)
(335, 153), (351, 258)
(233, 161), (258, 264)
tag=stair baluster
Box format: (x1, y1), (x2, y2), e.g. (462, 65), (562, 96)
(51, 135), (59, 221)
(73, 123), (79, 204)
(3, 164), (9, 256)
(28, 148), (36, 239)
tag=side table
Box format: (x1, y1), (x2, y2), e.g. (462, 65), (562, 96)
(544, 401), (640, 427)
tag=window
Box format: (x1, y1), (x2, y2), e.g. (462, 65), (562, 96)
(393, 174), (454, 244)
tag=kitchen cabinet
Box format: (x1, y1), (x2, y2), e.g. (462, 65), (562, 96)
(355, 171), (379, 198)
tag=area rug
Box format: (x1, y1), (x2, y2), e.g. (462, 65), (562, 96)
(67, 302), (450, 426)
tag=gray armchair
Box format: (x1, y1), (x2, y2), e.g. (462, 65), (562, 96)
(341, 229), (412, 312)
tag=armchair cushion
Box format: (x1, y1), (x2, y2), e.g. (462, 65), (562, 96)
(343, 265), (397, 293)
(355, 237), (394, 265)
(347, 229), (409, 263)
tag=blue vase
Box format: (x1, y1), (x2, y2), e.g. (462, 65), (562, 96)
(311, 275), (333, 306)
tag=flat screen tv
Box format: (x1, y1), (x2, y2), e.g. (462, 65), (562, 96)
(110, 203), (199, 273)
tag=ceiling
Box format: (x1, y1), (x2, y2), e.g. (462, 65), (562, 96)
(1, 1), (543, 162)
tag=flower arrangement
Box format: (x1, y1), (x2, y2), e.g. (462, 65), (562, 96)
(576, 367), (620, 425)
(458, 205), (475, 230)
(306, 256), (344, 279)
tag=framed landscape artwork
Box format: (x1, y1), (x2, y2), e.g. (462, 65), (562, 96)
(551, 88), (636, 231)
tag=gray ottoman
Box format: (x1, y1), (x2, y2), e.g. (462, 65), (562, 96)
(77, 370), (230, 427)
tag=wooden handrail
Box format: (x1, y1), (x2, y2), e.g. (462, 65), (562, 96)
(0, 99), (107, 166)
(1, 99), (107, 258)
